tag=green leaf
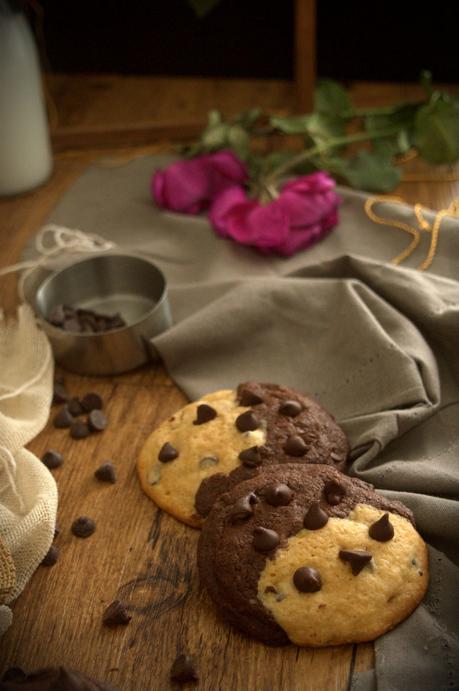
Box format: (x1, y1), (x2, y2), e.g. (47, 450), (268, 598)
(227, 125), (250, 159)
(207, 109), (222, 127)
(186, 0), (221, 18)
(233, 108), (262, 129)
(414, 97), (459, 164)
(270, 114), (312, 134)
(325, 150), (401, 192)
(314, 79), (354, 118)
(365, 103), (417, 157)
(201, 123), (230, 150)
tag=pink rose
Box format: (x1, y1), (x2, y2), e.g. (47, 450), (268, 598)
(152, 150), (248, 214)
(209, 171), (341, 256)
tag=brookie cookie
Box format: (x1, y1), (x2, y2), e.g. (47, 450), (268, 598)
(137, 382), (349, 527)
(198, 464), (428, 646)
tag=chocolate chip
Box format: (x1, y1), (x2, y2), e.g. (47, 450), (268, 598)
(279, 400), (302, 417)
(229, 493), (258, 524)
(339, 549), (372, 575)
(158, 442), (179, 463)
(324, 480), (345, 505)
(52, 381), (69, 405)
(193, 403), (217, 425)
(95, 463), (117, 483)
(235, 410), (259, 432)
(102, 600), (132, 627)
(239, 390), (263, 406)
(199, 455), (219, 469)
(369, 512), (394, 542)
(71, 516), (96, 538)
(41, 545), (59, 566)
(303, 501), (329, 530)
(88, 409), (108, 432)
(41, 450), (63, 469)
(70, 420), (90, 439)
(2, 668), (27, 682)
(264, 585), (278, 594)
(48, 304), (66, 326)
(67, 397), (84, 416)
(170, 654), (198, 683)
(283, 435), (308, 456)
(63, 317), (82, 332)
(253, 526), (280, 552)
(264, 483), (293, 507)
(238, 445), (264, 467)
(293, 566), (322, 593)
(81, 392), (103, 412)
(53, 406), (75, 429)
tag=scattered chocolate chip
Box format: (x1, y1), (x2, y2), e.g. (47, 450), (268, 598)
(264, 483), (293, 507)
(52, 381), (69, 405)
(41, 450), (63, 469)
(102, 600), (132, 627)
(293, 566), (322, 593)
(339, 549), (372, 575)
(2, 668), (27, 682)
(235, 410), (259, 433)
(199, 455), (219, 469)
(81, 392), (103, 412)
(67, 397), (84, 416)
(253, 526), (280, 552)
(229, 493), (258, 524)
(88, 409), (108, 432)
(48, 304), (66, 326)
(158, 442), (179, 463)
(53, 406), (74, 429)
(193, 403), (217, 425)
(283, 435), (308, 456)
(238, 445), (264, 467)
(95, 462), (117, 483)
(71, 516), (96, 538)
(279, 400), (303, 417)
(170, 654), (198, 683)
(41, 545), (59, 567)
(369, 512), (394, 542)
(239, 390), (263, 406)
(303, 502), (329, 530)
(324, 480), (345, 505)
(70, 420), (90, 439)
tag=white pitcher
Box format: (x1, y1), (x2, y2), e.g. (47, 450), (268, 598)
(0, 0), (52, 196)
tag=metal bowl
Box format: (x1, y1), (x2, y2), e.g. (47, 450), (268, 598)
(34, 253), (172, 375)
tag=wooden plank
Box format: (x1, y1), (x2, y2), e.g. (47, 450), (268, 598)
(294, 0), (316, 113)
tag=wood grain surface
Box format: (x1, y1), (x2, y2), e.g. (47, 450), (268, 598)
(1, 75), (458, 691)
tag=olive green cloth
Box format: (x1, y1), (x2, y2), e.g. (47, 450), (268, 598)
(26, 156), (459, 691)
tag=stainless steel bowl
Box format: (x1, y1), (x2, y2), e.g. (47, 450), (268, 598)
(34, 253), (172, 375)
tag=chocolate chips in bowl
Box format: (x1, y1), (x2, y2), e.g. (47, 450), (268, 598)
(33, 254), (172, 375)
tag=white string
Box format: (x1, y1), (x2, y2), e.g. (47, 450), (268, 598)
(0, 224), (116, 302)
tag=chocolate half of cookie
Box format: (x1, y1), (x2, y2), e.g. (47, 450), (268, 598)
(194, 381), (350, 520)
(198, 463), (428, 647)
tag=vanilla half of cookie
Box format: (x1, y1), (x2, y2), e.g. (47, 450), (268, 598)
(137, 390), (267, 527)
(198, 464), (429, 646)
(258, 504), (428, 646)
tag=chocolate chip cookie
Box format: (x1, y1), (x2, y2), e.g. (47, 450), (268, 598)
(137, 382), (349, 527)
(198, 464), (428, 646)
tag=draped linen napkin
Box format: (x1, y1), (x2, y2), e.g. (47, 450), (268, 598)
(0, 305), (57, 636)
(24, 156), (459, 690)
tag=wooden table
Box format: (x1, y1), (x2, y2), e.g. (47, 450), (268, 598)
(1, 75), (458, 691)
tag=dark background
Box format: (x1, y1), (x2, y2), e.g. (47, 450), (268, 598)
(38, 0), (455, 83)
